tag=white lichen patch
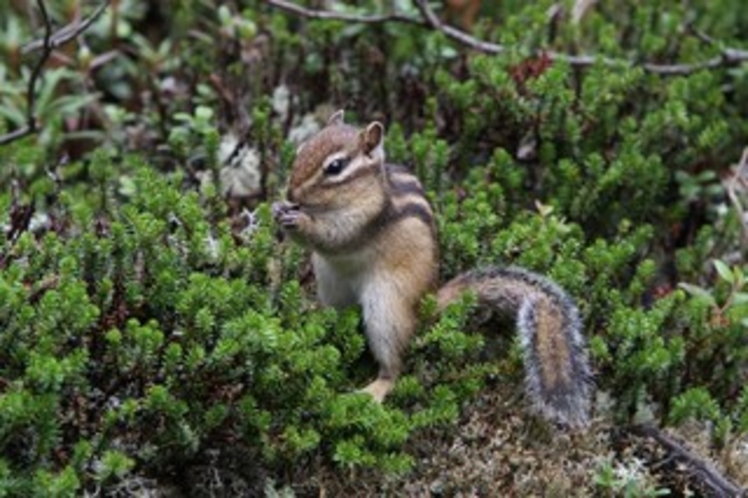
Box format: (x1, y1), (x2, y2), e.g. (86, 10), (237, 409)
(217, 133), (262, 198)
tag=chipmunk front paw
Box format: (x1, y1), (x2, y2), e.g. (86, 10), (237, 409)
(272, 201), (306, 231)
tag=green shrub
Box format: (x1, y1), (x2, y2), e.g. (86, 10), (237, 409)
(1, 0), (747, 493)
(0, 155), (490, 493)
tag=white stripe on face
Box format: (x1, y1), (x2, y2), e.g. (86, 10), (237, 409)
(319, 151), (376, 186)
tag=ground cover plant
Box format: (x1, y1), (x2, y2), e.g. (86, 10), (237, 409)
(1, 0), (747, 495)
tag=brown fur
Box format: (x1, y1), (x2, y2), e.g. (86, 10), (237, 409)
(533, 298), (571, 386)
(288, 125), (360, 195)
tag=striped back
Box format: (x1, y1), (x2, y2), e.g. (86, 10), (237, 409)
(384, 164), (434, 232)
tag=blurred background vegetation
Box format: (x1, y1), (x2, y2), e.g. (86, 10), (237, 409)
(1, 0), (747, 495)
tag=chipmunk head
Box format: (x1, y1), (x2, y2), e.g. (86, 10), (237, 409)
(286, 110), (386, 210)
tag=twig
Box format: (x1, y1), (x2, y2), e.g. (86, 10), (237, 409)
(21, 0), (112, 55)
(263, 0), (423, 26)
(0, 1), (111, 147)
(0, 125), (35, 145)
(630, 424), (745, 497)
(0, 0), (53, 146)
(413, 0), (504, 54)
(264, 0), (748, 75)
(0, 0), (55, 146)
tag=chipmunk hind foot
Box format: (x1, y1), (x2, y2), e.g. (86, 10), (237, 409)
(359, 377), (395, 403)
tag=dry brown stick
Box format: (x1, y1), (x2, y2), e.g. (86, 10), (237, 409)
(265, 0), (748, 75)
(630, 424), (745, 497)
(0, 0), (111, 146)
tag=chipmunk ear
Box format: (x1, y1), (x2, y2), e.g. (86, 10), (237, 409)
(360, 121), (385, 158)
(327, 109), (345, 127)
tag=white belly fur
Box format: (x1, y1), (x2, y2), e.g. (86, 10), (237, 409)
(312, 247), (375, 308)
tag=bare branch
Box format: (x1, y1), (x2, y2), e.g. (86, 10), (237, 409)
(413, 0), (503, 54)
(21, 0), (112, 55)
(25, 0), (54, 128)
(0, 1), (111, 147)
(0, 125), (34, 146)
(630, 424), (745, 497)
(264, 0), (423, 26)
(265, 0), (748, 76)
(0, 0), (52, 146)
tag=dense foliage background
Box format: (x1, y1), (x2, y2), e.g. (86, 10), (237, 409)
(1, 0), (747, 495)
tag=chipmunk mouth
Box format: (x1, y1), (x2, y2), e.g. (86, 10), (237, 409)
(271, 200), (299, 218)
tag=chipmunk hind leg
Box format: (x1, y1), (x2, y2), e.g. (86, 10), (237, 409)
(436, 274), (472, 311)
(359, 283), (417, 402)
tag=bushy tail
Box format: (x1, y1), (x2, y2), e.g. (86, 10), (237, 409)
(437, 266), (593, 428)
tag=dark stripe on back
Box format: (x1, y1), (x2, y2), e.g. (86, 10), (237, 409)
(340, 198), (433, 254)
(394, 202), (433, 226)
(318, 163), (433, 253)
(386, 163), (426, 198)
(385, 163), (412, 175)
(391, 179), (425, 197)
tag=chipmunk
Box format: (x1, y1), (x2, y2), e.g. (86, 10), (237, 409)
(272, 111), (592, 428)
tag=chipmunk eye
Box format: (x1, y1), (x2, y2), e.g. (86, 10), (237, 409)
(324, 157), (349, 176)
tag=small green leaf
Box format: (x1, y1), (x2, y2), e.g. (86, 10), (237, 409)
(732, 292), (748, 305)
(713, 260), (734, 284)
(678, 283), (717, 307)
(734, 266), (745, 287)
